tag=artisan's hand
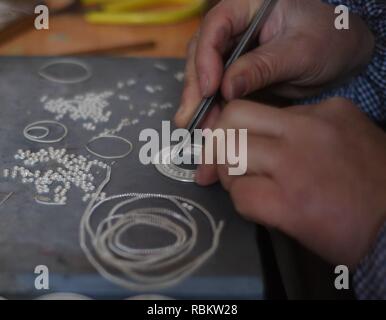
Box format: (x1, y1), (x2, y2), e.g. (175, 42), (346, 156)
(175, 0), (374, 128)
(197, 98), (386, 267)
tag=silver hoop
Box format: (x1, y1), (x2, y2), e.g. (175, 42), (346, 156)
(23, 120), (68, 144)
(86, 135), (133, 160)
(39, 59), (92, 84)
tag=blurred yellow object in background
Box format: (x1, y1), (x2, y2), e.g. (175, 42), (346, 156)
(82, 0), (206, 25)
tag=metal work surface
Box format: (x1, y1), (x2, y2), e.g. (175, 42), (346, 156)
(0, 57), (264, 299)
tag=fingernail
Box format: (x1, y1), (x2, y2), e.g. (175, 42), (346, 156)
(174, 107), (185, 127)
(199, 74), (209, 97)
(176, 105), (185, 116)
(230, 76), (247, 99)
(177, 94), (188, 116)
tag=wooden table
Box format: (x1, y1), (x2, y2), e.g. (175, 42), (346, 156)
(0, 14), (200, 58)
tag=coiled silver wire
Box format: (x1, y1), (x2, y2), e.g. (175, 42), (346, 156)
(80, 171), (224, 291)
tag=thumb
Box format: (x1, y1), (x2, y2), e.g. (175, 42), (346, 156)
(222, 36), (308, 100)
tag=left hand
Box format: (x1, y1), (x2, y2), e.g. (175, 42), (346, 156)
(174, 0), (375, 128)
(196, 97), (386, 267)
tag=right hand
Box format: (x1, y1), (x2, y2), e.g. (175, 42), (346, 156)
(195, 97), (386, 267)
(174, 0), (374, 128)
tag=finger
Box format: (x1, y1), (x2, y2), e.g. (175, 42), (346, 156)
(245, 135), (282, 175)
(216, 164), (236, 191)
(195, 0), (264, 97)
(200, 104), (221, 130)
(196, 126), (282, 187)
(201, 134), (281, 189)
(213, 132), (281, 178)
(196, 100), (290, 185)
(195, 163), (218, 186)
(174, 34), (202, 128)
(229, 176), (286, 229)
(222, 36), (309, 100)
(216, 100), (292, 138)
(193, 105), (221, 186)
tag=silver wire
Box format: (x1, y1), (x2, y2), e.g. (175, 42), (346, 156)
(80, 170), (224, 291)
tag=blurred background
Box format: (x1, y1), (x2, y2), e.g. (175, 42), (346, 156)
(0, 0), (217, 57)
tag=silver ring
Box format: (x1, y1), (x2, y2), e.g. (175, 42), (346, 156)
(154, 144), (201, 183)
(24, 126), (50, 139)
(39, 59), (92, 84)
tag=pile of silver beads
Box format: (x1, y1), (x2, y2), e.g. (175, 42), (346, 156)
(3, 148), (109, 205)
(43, 91), (114, 127)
